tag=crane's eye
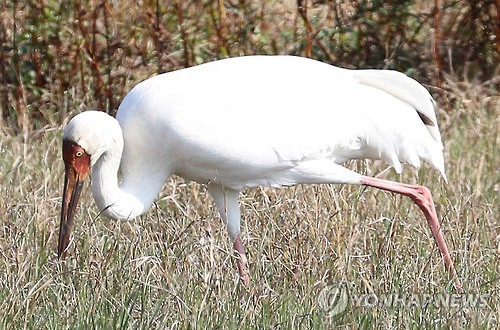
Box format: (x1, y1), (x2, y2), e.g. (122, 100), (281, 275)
(75, 151), (83, 157)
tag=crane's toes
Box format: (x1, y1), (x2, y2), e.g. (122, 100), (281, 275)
(240, 272), (250, 288)
(235, 250), (250, 288)
(454, 278), (464, 294)
(233, 234), (250, 288)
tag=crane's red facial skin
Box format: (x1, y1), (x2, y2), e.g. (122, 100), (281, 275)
(58, 141), (90, 259)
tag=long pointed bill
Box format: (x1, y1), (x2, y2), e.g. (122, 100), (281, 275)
(361, 176), (463, 293)
(58, 166), (84, 258)
(58, 141), (90, 259)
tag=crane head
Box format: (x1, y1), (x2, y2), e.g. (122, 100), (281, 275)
(58, 140), (90, 259)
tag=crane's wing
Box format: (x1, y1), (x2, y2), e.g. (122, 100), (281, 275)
(353, 69), (443, 145)
(117, 56), (446, 189)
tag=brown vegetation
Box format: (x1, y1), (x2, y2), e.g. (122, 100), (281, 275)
(0, 0), (497, 135)
(0, 1), (498, 327)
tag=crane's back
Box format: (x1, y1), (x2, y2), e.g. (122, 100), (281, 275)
(116, 56), (445, 190)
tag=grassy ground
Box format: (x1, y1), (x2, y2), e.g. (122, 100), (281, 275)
(0, 77), (497, 329)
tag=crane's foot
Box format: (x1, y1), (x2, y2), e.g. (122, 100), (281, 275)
(233, 234), (250, 287)
(361, 176), (463, 293)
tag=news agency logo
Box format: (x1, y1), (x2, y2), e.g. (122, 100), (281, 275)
(317, 282), (349, 317)
(318, 282), (491, 318)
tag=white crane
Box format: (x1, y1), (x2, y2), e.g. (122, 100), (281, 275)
(59, 55), (462, 292)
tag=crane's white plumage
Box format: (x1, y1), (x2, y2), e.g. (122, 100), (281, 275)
(64, 56), (445, 221)
(60, 55), (461, 291)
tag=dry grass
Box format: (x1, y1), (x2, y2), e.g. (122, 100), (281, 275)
(0, 73), (497, 328)
(0, 0), (497, 328)
(1, 0), (497, 133)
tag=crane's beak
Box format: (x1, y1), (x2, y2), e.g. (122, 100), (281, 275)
(58, 141), (90, 259)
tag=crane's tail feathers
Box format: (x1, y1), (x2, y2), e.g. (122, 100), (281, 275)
(388, 145), (447, 183)
(353, 70), (443, 147)
(353, 69), (447, 181)
(428, 149), (448, 183)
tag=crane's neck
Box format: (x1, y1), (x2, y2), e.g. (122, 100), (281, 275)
(90, 140), (146, 221)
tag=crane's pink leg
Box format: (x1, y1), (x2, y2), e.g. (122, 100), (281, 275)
(233, 234), (250, 287)
(361, 176), (463, 293)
